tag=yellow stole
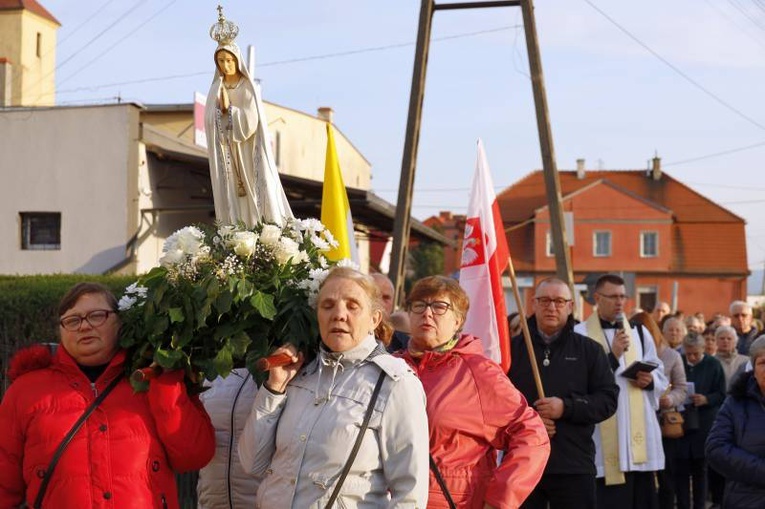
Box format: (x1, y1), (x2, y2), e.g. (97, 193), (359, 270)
(585, 312), (648, 485)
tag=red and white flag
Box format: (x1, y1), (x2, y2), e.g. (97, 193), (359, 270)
(459, 139), (511, 371)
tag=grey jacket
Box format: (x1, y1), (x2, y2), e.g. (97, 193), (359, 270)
(238, 335), (429, 508)
(197, 368), (259, 509)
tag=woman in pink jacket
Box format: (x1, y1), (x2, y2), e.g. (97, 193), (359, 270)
(399, 276), (550, 509)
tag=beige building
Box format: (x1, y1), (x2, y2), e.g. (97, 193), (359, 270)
(0, 101), (447, 275)
(0, 0), (446, 276)
(0, 0), (58, 106)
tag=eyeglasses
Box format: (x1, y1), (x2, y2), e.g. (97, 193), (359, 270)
(732, 313), (751, 318)
(60, 310), (115, 331)
(597, 293), (628, 302)
(409, 300), (452, 316)
(534, 297), (572, 309)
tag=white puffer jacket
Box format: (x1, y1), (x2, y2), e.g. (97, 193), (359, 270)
(197, 368), (259, 509)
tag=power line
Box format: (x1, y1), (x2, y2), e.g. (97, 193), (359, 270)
(582, 0), (765, 132)
(663, 139), (765, 167)
(57, 0), (122, 46)
(56, 24), (521, 94)
(58, 0), (180, 87)
(725, 0), (765, 35)
(702, 0), (765, 50)
(24, 0), (150, 100)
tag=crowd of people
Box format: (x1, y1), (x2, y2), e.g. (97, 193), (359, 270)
(1, 272), (764, 508)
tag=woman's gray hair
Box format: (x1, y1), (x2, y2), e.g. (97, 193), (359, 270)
(714, 325), (738, 342)
(748, 335), (765, 361)
(662, 316), (687, 337)
(682, 331), (705, 350)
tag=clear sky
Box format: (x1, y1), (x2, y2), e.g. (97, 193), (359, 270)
(42, 0), (765, 274)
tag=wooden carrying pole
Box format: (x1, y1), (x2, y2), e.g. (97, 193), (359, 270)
(507, 255), (545, 399)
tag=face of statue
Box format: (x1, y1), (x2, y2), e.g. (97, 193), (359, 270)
(216, 50), (239, 77)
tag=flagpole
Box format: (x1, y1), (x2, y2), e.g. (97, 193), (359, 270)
(506, 255), (545, 399)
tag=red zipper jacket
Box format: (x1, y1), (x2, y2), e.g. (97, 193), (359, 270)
(0, 345), (215, 508)
(400, 334), (550, 509)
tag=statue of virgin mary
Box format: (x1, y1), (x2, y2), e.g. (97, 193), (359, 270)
(205, 7), (293, 227)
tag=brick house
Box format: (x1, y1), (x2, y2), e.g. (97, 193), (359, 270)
(428, 160), (749, 318)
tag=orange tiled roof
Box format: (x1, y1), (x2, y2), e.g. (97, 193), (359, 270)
(498, 169), (747, 275)
(0, 0), (60, 25)
(498, 169), (744, 225)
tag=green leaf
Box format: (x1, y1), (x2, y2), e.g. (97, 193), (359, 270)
(238, 279), (255, 300)
(215, 290), (233, 315)
(250, 291), (276, 320)
(229, 331), (251, 357)
(154, 347), (186, 369)
(168, 307), (185, 323)
(213, 344), (234, 378)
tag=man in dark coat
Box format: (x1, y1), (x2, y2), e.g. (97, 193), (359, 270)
(509, 277), (619, 509)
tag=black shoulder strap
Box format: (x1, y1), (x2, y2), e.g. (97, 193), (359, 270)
(324, 370), (386, 509)
(33, 374), (122, 509)
(429, 455), (457, 509)
(632, 322), (646, 352)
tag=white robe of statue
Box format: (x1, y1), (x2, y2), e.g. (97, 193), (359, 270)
(204, 43), (292, 227)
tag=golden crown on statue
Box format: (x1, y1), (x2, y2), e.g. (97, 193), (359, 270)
(209, 5), (239, 45)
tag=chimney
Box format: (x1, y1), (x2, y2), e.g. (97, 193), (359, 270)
(576, 158), (586, 179)
(651, 156), (662, 181)
(317, 107), (334, 124)
(0, 58), (11, 107)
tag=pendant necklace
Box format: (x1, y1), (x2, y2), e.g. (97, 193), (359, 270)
(542, 348), (551, 367)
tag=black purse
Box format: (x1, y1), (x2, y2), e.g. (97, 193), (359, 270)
(682, 405), (700, 432)
(32, 375), (122, 508)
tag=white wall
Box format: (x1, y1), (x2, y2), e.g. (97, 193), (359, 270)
(0, 104), (140, 274)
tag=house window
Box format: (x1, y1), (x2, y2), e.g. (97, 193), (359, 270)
(641, 231), (658, 257)
(36, 33), (42, 58)
(593, 231), (611, 257)
(20, 212), (61, 250)
(546, 230), (554, 257)
(637, 286), (658, 312)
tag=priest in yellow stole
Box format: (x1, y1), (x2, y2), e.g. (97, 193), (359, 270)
(574, 274), (668, 509)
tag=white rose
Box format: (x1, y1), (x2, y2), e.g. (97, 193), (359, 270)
(275, 237), (300, 264)
(232, 231), (259, 258)
(175, 226), (205, 255)
(260, 224), (282, 247)
(159, 248), (185, 267)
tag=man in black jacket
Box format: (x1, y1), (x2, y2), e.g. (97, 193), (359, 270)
(509, 277), (619, 509)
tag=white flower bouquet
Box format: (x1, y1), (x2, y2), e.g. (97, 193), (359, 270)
(118, 219), (337, 388)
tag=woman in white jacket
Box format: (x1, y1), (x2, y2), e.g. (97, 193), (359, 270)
(197, 368), (259, 509)
(238, 267), (430, 508)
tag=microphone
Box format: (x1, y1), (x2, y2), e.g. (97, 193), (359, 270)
(614, 312), (625, 331)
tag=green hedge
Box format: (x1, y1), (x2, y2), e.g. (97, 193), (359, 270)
(0, 274), (137, 395)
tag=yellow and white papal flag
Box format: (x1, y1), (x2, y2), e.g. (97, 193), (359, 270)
(321, 123), (359, 263)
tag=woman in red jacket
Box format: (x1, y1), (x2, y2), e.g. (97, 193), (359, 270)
(399, 276), (550, 509)
(0, 282), (215, 508)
